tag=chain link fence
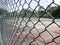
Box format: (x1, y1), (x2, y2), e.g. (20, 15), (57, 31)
(0, 0), (60, 45)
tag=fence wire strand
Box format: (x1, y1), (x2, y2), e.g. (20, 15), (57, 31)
(0, 0), (60, 45)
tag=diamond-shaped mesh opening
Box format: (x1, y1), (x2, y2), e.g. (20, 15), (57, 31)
(54, 19), (60, 26)
(40, 18), (52, 27)
(35, 22), (45, 29)
(27, 21), (34, 29)
(20, 20), (26, 27)
(31, 28), (39, 38)
(30, 17), (38, 24)
(30, 0), (37, 10)
(40, 31), (53, 43)
(47, 23), (60, 38)
(23, 3), (28, 9)
(39, 0), (53, 8)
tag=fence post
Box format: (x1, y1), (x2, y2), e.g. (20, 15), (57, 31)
(0, 15), (6, 45)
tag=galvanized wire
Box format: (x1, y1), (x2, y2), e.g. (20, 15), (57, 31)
(0, 0), (60, 45)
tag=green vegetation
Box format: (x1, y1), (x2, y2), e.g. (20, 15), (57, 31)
(48, 6), (60, 18)
(0, 8), (8, 15)
(0, 6), (60, 18)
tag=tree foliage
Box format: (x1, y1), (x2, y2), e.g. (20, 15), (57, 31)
(19, 9), (32, 17)
(0, 6), (60, 18)
(10, 11), (18, 17)
(48, 6), (60, 18)
(0, 8), (8, 15)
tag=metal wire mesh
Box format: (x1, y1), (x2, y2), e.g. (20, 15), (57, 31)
(0, 0), (60, 45)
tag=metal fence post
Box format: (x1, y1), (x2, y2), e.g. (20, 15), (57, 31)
(0, 15), (6, 45)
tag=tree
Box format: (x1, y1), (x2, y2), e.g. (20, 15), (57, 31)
(38, 6), (44, 15)
(48, 6), (60, 18)
(19, 9), (32, 17)
(10, 11), (19, 17)
(0, 8), (8, 15)
(38, 6), (47, 18)
(52, 6), (60, 18)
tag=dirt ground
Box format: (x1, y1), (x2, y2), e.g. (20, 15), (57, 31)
(2, 18), (60, 45)
(13, 26), (60, 45)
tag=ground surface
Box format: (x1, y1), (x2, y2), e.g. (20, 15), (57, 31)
(2, 18), (60, 45)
